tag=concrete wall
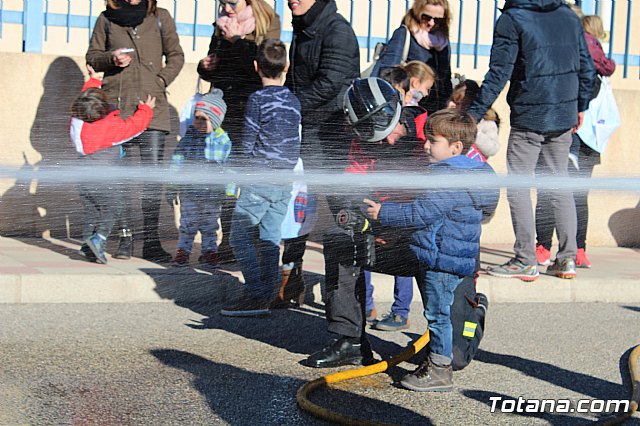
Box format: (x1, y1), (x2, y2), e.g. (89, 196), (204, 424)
(0, 52), (639, 247)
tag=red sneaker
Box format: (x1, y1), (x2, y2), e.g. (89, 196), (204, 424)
(575, 248), (591, 268)
(536, 244), (551, 266)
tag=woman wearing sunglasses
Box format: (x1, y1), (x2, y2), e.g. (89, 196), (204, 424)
(197, 0), (281, 262)
(372, 0), (452, 114)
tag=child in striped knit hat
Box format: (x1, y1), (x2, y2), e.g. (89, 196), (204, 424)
(168, 89), (231, 268)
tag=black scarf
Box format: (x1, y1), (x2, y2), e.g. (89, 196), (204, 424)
(292, 0), (329, 33)
(104, 0), (149, 28)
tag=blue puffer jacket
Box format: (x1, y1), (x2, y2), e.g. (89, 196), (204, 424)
(467, 0), (596, 133)
(378, 155), (499, 277)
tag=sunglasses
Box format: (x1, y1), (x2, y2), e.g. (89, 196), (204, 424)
(420, 13), (444, 25)
(219, 0), (240, 9)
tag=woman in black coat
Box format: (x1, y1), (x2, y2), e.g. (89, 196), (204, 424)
(285, 0), (360, 170)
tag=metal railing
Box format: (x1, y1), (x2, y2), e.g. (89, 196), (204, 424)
(0, 0), (637, 78)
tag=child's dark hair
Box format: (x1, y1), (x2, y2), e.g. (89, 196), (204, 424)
(449, 80), (480, 111)
(425, 109), (477, 153)
(71, 88), (111, 123)
(256, 38), (287, 79)
(449, 79), (500, 127)
(379, 66), (411, 95)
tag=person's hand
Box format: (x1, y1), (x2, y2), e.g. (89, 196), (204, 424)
(141, 95), (156, 109)
(165, 189), (178, 207)
(200, 54), (220, 71)
(112, 49), (133, 67)
(220, 22), (245, 42)
(86, 64), (101, 80)
(363, 198), (381, 220)
(573, 111), (585, 133)
(385, 122), (408, 145)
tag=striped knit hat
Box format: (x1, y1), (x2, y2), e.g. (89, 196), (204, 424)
(195, 88), (227, 130)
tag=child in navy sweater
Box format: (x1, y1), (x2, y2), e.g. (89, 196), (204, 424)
(221, 39), (301, 317)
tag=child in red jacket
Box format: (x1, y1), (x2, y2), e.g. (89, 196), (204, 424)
(70, 65), (155, 264)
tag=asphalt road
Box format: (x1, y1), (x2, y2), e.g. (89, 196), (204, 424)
(1, 301), (639, 425)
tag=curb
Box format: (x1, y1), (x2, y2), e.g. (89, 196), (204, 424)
(1, 236), (639, 304)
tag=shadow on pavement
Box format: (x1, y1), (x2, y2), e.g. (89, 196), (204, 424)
(463, 344), (639, 425)
(148, 265), (428, 364)
(148, 266), (334, 356)
(609, 201), (640, 248)
(145, 267), (237, 305)
(151, 348), (431, 425)
(475, 349), (626, 401)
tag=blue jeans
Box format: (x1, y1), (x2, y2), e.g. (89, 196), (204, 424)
(364, 271), (375, 312)
(178, 189), (221, 253)
(230, 185), (290, 300)
(417, 269), (463, 364)
(364, 271), (413, 319)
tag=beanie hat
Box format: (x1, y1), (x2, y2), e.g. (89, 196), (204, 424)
(194, 89), (227, 130)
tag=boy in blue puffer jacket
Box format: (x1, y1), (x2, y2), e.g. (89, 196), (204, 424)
(365, 109), (499, 392)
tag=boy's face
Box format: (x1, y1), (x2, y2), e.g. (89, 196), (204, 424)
(193, 111), (213, 134)
(424, 133), (461, 163)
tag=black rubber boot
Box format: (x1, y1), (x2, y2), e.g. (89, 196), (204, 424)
(141, 194), (171, 263)
(113, 229), (133, 260)
(304, 336), (373, 368)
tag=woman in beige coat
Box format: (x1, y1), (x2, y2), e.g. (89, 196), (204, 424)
(86, 0), (184, 262)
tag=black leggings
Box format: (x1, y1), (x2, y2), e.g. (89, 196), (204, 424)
(120, 129), (166, 242)
(536, 140), (600, 251)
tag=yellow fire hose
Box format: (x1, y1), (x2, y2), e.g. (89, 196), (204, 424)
(296, 330), (431, 425)
(296, 336), (640, 426)
(594, 344), (640, 426)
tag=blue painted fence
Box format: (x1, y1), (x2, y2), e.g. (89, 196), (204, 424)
(1, 0), (637, 78)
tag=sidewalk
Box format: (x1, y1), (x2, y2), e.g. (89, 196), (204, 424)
(1, 234), (639, 304)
